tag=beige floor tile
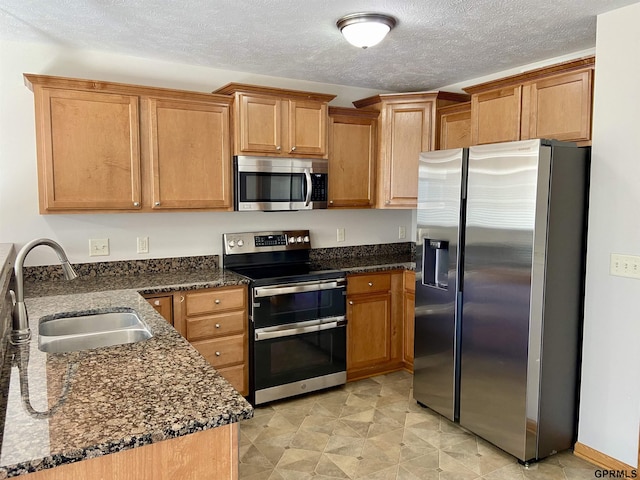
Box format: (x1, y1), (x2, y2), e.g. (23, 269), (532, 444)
(275, 447), (322, 473)
(239, 372), (599, 480)
(289, 428), (330, 452)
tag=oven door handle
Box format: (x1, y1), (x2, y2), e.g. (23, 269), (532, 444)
(254, 278), (346, 297)
(254, 316), (346, 341)
(304, 168), (312, 207)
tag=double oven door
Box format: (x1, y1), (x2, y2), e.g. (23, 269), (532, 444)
(251, 277), (347, 405)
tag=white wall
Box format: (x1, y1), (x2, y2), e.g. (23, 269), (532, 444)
(0, 40), (411, 266)
(577, 3), (640, 467)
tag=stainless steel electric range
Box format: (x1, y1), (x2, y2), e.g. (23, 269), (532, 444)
(223, 230), (347, 406)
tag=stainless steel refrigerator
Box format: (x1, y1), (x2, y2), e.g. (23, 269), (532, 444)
(413, 139), (589, 463)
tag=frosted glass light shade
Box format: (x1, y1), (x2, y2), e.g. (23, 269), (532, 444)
(337, 13), (397, 49)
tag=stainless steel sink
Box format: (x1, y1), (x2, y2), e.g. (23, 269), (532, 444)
(38, 310), (153, 353)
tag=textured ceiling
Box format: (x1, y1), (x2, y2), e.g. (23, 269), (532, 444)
(0, 0), (637, 91)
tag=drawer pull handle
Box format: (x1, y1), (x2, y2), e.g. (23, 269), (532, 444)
(349, 300), (354, 305)
(215, 299), (221, 304)
(368, 282), (373, 287)
(215, 323), (221, 329)
(215, 351), (221, 356)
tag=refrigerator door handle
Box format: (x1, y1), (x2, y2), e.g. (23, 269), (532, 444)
(422, 239), (449, 289)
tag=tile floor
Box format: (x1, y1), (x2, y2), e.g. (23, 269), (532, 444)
(239, 371), (600, 480)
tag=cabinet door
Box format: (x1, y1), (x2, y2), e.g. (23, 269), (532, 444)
(471, 86), (522, 145)
(237, 94), (282, 154)
(145, 295), (174, 325)
(523, 70), (593, 143)
(347, 292), (392, 372)
(288, 100), (328, 156)
(379, 102), (432, 208)
(439, 104), (471, 149)
(149, 98), (231, 209)
(403, 271), (416, 370)
(37, 88), (141, 212)
(328, 113), (376, 208)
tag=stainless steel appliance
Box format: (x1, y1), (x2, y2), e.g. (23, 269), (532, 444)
(233, 156), (328, 211)
(414, 139), (589, 463)
(223, 230), (346, 405)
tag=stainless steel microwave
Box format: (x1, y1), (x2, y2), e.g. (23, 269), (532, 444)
(233, 156), (328, 211)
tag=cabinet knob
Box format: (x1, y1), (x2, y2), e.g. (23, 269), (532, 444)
(154, 201), (161, 206)
(368, 282), (373, 287)
(215, 351), (221, 356)
(154, 300), (160, 306)
(291, 146), (296, 152)
(276, 145), (281, 151)
(215, 299), (221, 304)
(215, 323), (221, 329)
(329, 200), (333, 204)
(349, 300), (354, 305)
(385, 200), (390, 205)
(133, 202), (140, 207)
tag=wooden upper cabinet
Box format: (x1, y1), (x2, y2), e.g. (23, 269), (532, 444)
(437, 101), (471, 150)
(237, 94), (282, 154)
(213, 83), (336, 158)
(24, 74), (232, 213)
(148, 98), (231, 210)
(353, 91), (469, 209)
(465, 56), (595, 146)
(327, 107), (377, 208)
(522, 69), (593, 142)
(471, 85), (523, 145)
(30, 86), (142, 212)
(289, 100), (328, 156)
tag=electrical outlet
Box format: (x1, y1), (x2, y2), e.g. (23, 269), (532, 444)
(137, 236), (149, 254)
(610, 253), (640, 279)
(89, 238), (109, 257)
(337, 228), (345, 242)
(399, 226), (406, 239)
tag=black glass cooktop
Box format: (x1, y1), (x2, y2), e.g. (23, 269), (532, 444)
(226, 263), (344, 286)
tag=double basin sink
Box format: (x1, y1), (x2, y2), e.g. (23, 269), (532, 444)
(38, 309), (153, 353)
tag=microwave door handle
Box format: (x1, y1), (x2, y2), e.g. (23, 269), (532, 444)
(304, 168), (312, 206)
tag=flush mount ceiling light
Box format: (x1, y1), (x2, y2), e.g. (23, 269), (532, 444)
(336, 12), (397, 49)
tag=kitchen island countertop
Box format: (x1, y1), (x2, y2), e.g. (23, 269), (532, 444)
(1, 265), (254, 478)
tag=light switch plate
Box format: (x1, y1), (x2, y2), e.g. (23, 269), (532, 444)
(89, 238), (109, 256)
(610, 253), (640, 279)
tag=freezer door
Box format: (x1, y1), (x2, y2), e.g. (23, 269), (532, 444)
(413, 148), (466, 422)
(460, 139), (547, 462)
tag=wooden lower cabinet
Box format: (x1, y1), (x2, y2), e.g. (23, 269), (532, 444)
(183, 285), (249, 396)
(403, 271), (416, 372)
(346, 270), (405, 381)
(20, 423), (239, 480)
(144, 294), (174, 325)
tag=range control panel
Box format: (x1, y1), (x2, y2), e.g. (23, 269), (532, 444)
(223, 230), (311, 255)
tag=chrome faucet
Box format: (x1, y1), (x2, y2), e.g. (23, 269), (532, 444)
(10, 238), (78, 345)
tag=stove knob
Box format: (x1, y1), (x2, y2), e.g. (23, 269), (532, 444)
(237, 239), (244, 247)
(303, 235), (310, 243)
(296, 236), (303, 243)
(228, 240), (235, 248)
(288, 237), (296, 244)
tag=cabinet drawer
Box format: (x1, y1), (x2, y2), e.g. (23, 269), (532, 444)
(217, 364), (247, 395)
(186, 310), (245, 341)
(347, 273), (391, 295)
(186, 286), (246, 316)
(192, 335), (245, 368)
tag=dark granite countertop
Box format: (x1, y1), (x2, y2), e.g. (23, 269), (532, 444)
(0, 247), (414, 477)
(1, 267), (254, 478)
